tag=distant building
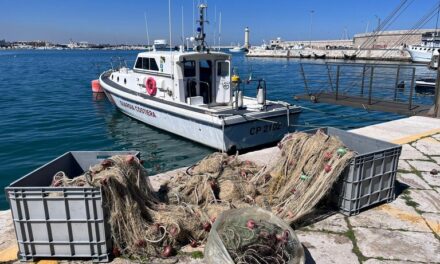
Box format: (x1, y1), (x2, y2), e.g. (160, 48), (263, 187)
(353, 29), (437, 49)
(0, 39), (6, 47)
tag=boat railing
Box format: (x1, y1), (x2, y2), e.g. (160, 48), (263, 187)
(110, 57), (128, 71)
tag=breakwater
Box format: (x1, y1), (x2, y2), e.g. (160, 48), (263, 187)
(247, 48), (411, 62)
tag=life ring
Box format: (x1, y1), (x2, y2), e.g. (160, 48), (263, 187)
(145, 77), (157, 96)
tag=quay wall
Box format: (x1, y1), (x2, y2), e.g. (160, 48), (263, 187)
(246, 48), (411, 61)
(353, 29), (436, 49)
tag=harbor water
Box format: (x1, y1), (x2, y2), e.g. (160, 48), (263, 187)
(0, 50), (435, 209)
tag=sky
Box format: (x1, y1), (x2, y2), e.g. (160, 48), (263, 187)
(1, 0), (440, 45)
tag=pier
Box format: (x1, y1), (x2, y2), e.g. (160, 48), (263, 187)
(247, 48), (411, 61)
(1, 116), (440, 263)
(246, 29), (438, 62)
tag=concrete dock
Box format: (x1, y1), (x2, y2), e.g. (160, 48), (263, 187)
(246, 48), (411, 62)
(1, 116), (440, 263)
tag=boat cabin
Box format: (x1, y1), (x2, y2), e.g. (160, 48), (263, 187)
(130, 50), (232, 107)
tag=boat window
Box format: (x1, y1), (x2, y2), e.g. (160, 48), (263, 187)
(135, 57), (159, 71)
(135, 58), (142, 69)
(217, 61), (229, 77)
(149, 58), (159, 71)
(183, 60), (196, 77)
(142, 58), (150, 70)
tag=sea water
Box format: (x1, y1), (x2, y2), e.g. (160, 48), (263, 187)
(0, 49), (434, 209)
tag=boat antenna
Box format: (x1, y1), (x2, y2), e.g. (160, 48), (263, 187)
(181, 5), (185, 47)
(168, 0), (174, 79)
(213, 5), (217, 48)
(192, 0), (195, 35)
(218, 11), (221, 51)
(144, 11), (150, 47)
(195, 3), (209, 52)
(435, 0), (440, 37)
(169, 0), (172, 52)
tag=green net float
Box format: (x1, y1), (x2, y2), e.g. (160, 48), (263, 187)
(337, 147), (347, 157)
(300, 174), (309, 181)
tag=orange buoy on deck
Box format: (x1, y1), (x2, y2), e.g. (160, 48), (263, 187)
(91, 79), (103, 93)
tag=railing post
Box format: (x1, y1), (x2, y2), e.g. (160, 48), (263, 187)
(335, 65), (340, 100)
(360, 64), (366, 96)
(409, 67), (415, 110)
(393, 65), (401, 101)
(434, 50), (440, 117)
(326, 63), (334, 92)
(300, 63), (310, 95)
(368, 66), (374, 105)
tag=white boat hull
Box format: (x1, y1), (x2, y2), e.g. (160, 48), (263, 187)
(406, 46), (438, 63)
(100, 74), (301, 152)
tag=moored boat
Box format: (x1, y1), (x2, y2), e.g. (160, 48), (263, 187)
(415, 78), (435, 94)
(343, 53), (357, 60)
(229, 45), (246, 53)
(406, 32), (440, 63)
(313, 53), (326, 59)
(99, 4), (301, 152)
(299, 53), (312, 59)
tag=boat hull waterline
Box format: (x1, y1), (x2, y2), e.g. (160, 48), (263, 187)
(100, 75), (301, 152)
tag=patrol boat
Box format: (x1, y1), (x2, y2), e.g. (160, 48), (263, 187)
(99, 4), (301, 152)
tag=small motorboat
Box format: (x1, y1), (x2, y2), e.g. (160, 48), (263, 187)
(299, 53), (312, 59)
(415, 78), (435, 94)
(229, 45), (247, 53)
(343, 53), (357, 60)
(314, 53), (326, 59)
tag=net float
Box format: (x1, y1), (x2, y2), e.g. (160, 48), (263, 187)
(203, 222), (211, 232)
(324, 164), (332, 173)
(324, 152), (333, 161)
(162, 245), (174, 257)
(337, 147), (347, 157)
(125, 155), (135, 164)
(246, 219), (256, 230)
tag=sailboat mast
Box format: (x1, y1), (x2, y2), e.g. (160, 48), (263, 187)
(182, 5), (185, 47)
(218, 12), (221, 51)
(168, 0), (172, 52)
(144, 12), (150, 46)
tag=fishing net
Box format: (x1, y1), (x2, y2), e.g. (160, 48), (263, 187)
(50, 155), (204, 259)
(167, 129), (355, 225)
(50, 129), (354, 262)
(204, 207), (305, 264)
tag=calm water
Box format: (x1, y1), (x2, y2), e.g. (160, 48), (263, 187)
(0, 50), (435, 209)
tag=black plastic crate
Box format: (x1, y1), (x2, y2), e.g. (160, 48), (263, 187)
(306, 127), (401, 215)
(5, 151), (139, 262)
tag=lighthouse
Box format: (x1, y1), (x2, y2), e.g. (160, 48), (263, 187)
(244, 27), (250, 49)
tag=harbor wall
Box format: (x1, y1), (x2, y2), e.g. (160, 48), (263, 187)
(353, 29), (436, 49)
(246, 48), (411, 61)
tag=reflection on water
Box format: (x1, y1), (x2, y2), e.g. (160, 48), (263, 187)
(103, 109), (211, 174)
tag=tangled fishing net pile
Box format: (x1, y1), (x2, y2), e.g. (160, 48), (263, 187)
(51, 129), (354, 262)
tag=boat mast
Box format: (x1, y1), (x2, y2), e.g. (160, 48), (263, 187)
(144, 12), (150, 47)
(195, 3), (208, 52)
